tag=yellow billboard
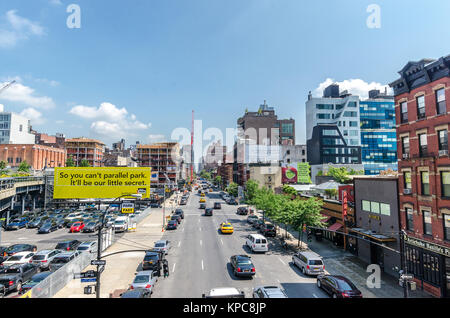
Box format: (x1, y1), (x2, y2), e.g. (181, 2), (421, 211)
(53, 167), (151, 199)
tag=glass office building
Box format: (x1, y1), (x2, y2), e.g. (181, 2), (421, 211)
(360, 94), (397, 175)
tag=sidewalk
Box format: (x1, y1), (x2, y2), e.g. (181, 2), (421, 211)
(54, 195), (178, 298)
(251, 207), (432, 298)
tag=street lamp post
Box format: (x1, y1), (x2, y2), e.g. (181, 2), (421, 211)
(96, 193), (142, 298)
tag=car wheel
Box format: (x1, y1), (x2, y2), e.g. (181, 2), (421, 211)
(317, 279), (321, 288)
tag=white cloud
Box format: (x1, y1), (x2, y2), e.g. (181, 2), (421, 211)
(70, 102), (128, 122)
(20, 107), (45, 125)
(90, 121), (123, 139)
(0, 10), (45, 48)
(0, 80), (55, 109)
(313, 78), (393, 100)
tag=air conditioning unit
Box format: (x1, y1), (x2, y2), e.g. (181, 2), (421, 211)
(402, 153), (410, 159)
(403, 188), (412, 195)
(439, 149), (448, 156)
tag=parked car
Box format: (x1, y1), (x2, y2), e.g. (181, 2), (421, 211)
(130, 270), (158, 294)
(170, 215), (182, 224)
(19, 271), (52, 294)
(214, 202), (221, 209)
(0, 283), (4, 298)
(166, 220), (178, 230)
(317, 275), (363, 298)
(149, 203), (162, 208)
(199, 203), (206, 210)
(141, 251), (164, 273)
(259, 223), (276, 237)
(247, 215), (259, 224)
(120, 288), (151, 298)
(0, 263), (40, 293)
(49, 251), (80, 272)
(77, 241), (97, 253)
(174, 209), (184, 219)
(253, 286), (288, 298)
(82, 221), (99, 233)
(5, 217), (29, 230)
(55, 240), (82, 251)
(152, 240), (171, 255)
(0, 247), (7, 265)
(292, 251), (325, 276)
(1, 252), (35, 267)
(38, 221), (59, 234)
(3, 244), (37, 257)
(253, 219), (265, 229)
(202, 287), (245, 298)
(26, 217), (45, 229)
(245, 234), (268, 253)
(230, 255), (255, 278)
(237, 207), (248, 215)
(30, 250), (62, 270)
(179, 199), (187, 206)
(205, 208), (213, 216)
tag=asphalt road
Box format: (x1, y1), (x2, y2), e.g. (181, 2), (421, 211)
(152, 190), (329, 298)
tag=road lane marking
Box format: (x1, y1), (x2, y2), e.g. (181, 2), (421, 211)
(172, 263), (176, 273)
(220, 238), (223, 245)
(199, 227), (201, 231)
(178, 241), (181, 247)
(201, 260), (204, 270)
(277, 279), (280, 283)
(278, 257), (286, 265)
(200, 240), (202, 246)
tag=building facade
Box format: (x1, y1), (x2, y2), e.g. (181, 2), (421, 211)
(390, 55), (450, 298)
(280, 144), (307, 165)
(65, 137), (105, 167)
(136, 142), (181, 189)
(360, 90), (398, 175)
(35, 132), (66, 149)
(0, 144), (65, 170)
(0, 110), (35, 144)
(248, 163), (282, 191)
(352, 176), (401, 278)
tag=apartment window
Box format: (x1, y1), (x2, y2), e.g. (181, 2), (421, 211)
(282, 123), (293, 134)
(444, 214), (450, 241)
(400, 101), (408, 123)
(402, 137), (410, 156)
(362, 200), (371, 211)
(316, 104), (334, 110)
(349, 121), (358, 127)
(422, 210), (432, 235)
(19, 124), (23, 132)
(317, 113), (331, 119)
(343, 111), (358, 117)
(419, 133), (428, 157)
(302, 149), (305, 155)
(406, 207), (414, 231)
(417, 95), (426, 119)
(371, 201), (380, 214)
(343, 130), (348, 136)
(322, 129), (338, 136)
(421, 171), (430, 195)
(423, 252), (441, 286)
(438, 129), (448, 151)
(436, 88), (446, 115)
(348, 102), (357, 108)
(7, 157), (13, 163)
(15, 157), (22, 163)
(404, 171), (412, 189)
(441, 172), (450, 197)
(349, 130), (359, 137)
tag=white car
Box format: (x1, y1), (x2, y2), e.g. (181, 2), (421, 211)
(77, 241), (97, 253)
(1, 251), (35, 266)
(113, 220), (128, 232)
(245, 234), (269, 253)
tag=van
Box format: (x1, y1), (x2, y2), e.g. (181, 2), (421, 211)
(292, 251), (325, 276)
(245, 234), (268, 253)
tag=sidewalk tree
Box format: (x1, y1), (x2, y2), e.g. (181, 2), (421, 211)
(214, 175), (222, 187)
(244, 179), (259, 203)
(199, 170), (212, 181)
(289, 197), (324, 247)
(226, 182), (238, 197)
(66, 156), (75, 167)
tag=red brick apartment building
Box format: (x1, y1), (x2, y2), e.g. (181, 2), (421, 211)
(390, 55), (450, 298)
(0, 144), (65, 170)
(65, 137), (105, 167)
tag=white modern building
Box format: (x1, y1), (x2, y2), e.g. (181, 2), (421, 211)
(0, 106), (36, 144)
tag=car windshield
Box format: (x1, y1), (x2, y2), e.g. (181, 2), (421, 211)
(337, 279), (357, 291)
(144, 255), (158, 261)
(115, 221), (125, 225)
(309, 260), (323, 265)
(87, 222), (95, 226)
(30, 275), (48, 283)
(52, 257), (69, 264)
(77, 246), (89, 250)
(154, 243), (165, 247)
(134, 275), (150, 283)
(73, 223), (81, 226)
(168, 221), (176, 225)
(4, 268), (20, 273)
(55, 243), (69, 249)
(7, 255), (23, 261)
(32, 255), (46, 261)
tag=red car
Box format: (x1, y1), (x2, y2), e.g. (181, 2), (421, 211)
(70, 222), (85, 233)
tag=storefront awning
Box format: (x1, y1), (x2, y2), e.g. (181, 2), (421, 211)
(349, 228), (396, 242)
(328, 222), (343, 232)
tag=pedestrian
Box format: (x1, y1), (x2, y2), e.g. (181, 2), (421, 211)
(163, 259), (169, 278)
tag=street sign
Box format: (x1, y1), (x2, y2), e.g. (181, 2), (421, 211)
(91, 259), (106, 266)
(98, 265), (105, 273)
(121, 202), (135, 214)
(74, 270), (97, 279)
(81, 278), (97, 283)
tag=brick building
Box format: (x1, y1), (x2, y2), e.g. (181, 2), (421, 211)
(390, 55), (450, 298)
(65, 137), (105, 167)
(0, 144), (65, 170)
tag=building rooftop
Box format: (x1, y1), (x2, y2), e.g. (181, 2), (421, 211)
(66, 137), (105, 145)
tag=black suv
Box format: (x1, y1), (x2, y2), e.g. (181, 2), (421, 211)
(199, 203), (206, 210)
(205, 208), (213, 216)
(142, 251), (164, 274)
(213, 202), (221, 209)
(259, 223), (276, 237)
(0, 263), (39, 293)
(237, 207), (248, 215)
(55, 240), (82, 251)
(174, 209), (184, 219)
(171, 215), (182, 224)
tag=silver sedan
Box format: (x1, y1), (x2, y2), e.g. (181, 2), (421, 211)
(130, 271), (158, 294)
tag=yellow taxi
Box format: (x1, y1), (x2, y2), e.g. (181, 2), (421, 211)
(199, 198), (206, 203)
(220, 222), (234, 234)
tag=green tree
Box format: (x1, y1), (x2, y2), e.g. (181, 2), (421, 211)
(214, 175), (222, 187)
(282, 185), (297, 197)
(18, 160), (31, 173)
(327, 166), (350, 183)
(244, 179), (259, 203)
(0, 160), (9, 175)
(316, 170), (323, 176)
(289, 197), (324, 247)
(79, 159), (91, 167)
(199, 170), (212, 181)
(226, 182), (238, 197)
(324, 188), (338, 198)
(66, 156), (75, 167)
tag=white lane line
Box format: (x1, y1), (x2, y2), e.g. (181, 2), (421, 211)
(182, 227), (185, 232)
(277, 279), (280, 283)
(277, 257), (286, 265)
(172, 263), (176, 273)
(220, 238), (223, 245)
(178, 241), (181, 247)
(200, 240), (202, 246)
(201, 260), (204, 270)
(199, 227), (201, 232)
(313, 293), (318, 298)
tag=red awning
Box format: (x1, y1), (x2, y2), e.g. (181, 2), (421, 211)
(321, 214), (331, 223)
(328, 222), (343, 232)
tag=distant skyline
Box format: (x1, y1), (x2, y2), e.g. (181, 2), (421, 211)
(0, 0), (449, 147)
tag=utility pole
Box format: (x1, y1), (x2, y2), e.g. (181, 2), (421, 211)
(400, 230), (409, 298)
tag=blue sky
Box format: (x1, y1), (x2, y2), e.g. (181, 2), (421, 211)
(0, 0), (449, 147)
